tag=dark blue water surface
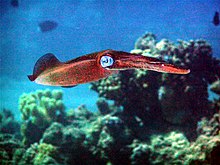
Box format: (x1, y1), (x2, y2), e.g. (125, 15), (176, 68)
(0, 0), (219, 119)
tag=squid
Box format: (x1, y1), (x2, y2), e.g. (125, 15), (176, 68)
(28, 49), (190, 87)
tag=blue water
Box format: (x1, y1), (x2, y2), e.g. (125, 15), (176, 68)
(0, 0), (220, 120)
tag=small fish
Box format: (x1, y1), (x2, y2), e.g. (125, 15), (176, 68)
(38, 20), (58, 33)
(213, 12), (220, 26)
(28, 50), (190, 87)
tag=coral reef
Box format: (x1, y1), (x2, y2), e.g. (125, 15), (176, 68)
(91, 32), (220, 139)
(14, 142), (59, 165)
(131, 108), (220, 165)
(197, 113), (220, 137)
(185, 135), (220, 165)
(130, 140), (151, 165)
(1, 33), (220, 165)
(130, 131), (220, 165)
(92, 115), (133, 164)
(40, 122), (97, 165)
(18, 89), (66, 146)
(149, 132), (190, 164)
(0, 134), (22, 165)
(0, 109), (20, 136)
(1, 89), (220, 165)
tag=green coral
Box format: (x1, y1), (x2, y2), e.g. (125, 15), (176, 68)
(15, 143), (58, 165)
(130, 131), (220, 165)
(19, 89), (65, 127)
(150, 132), (190, 164)
(18, 89), (66, 146)
(130, 140), (151, 165)
(33, 143), (57, 165)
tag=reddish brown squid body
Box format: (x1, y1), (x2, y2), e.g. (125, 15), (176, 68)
(28, 49), (190, 87)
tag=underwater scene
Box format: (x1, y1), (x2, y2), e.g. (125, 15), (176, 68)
(0, 0), (220, 165)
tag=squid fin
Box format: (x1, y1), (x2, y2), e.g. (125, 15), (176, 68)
(28, 53), (61, 81)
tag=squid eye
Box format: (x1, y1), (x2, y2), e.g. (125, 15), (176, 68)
(100, 56), (114, 68)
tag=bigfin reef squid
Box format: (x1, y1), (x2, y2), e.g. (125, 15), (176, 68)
(28, 49), (190, 87)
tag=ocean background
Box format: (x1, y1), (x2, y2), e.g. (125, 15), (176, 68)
(0, 0), (219, 120)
